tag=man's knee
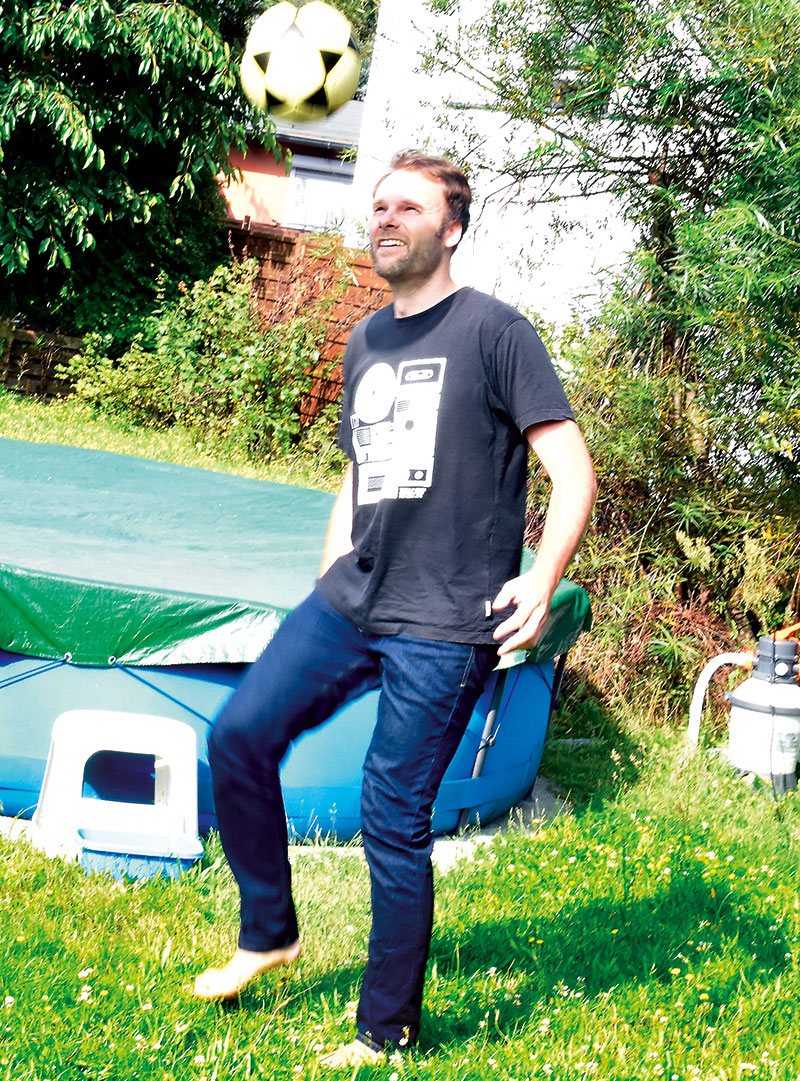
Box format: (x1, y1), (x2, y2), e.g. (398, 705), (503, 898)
(208, 692), (287, 773)
(360, 770), (433, 851)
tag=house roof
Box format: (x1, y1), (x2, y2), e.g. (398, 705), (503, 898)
(274, 99), (364, 150)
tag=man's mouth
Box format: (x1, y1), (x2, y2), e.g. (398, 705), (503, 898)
(378, 239), (405, 248)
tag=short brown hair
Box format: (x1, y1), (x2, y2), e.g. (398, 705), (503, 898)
(378, 150), (471, 237)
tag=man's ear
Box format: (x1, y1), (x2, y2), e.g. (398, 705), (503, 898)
(444, 219), (463, 249)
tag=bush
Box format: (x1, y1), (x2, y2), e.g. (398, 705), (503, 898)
(62, 260), (330, 460)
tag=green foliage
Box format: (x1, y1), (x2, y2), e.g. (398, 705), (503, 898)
(560, 286), (800, 640)
(61, 260), (329, 460)
(431, 0), (800, 688)
(0, 0), (279, 337)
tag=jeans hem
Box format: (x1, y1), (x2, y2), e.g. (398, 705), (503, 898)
(356, 1030), (409, 1054)
(237, 931), (299, 953)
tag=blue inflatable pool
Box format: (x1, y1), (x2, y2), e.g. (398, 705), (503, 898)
(0, 650), (556, 838)
(0, 439), (591, 840)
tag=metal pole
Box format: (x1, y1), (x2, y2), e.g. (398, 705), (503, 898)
(456, 667), (509, 832)
(550, 653), (567, 715)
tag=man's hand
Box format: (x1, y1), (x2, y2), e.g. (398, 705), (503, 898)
(492, 569), (554, 657)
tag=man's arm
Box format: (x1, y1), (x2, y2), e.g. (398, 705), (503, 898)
(318, 462), (354, 578)
(492, 419), (596, 656)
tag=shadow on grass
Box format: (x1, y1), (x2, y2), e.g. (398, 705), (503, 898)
(540, 671), (645, 811)
(425, 861), (790, 1045)
(223, 958), (367, 1014)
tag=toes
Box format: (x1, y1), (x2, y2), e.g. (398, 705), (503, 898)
(192, 969), (239, 1001)
(318, 1040), (383, 1069)
(192, 943), (302, 1001)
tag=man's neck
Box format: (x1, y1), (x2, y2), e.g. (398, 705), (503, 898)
(390, 273), (460, 319)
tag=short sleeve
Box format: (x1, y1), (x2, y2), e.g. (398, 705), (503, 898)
(336, 343), (356, 456)
(337, 396), (352, 455)
(489, 317), (574, 433)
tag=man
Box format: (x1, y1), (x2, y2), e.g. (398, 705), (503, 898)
(193, 151), (596, 1067)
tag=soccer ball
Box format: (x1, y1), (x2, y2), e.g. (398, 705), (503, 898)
(240, 1), (361, 124)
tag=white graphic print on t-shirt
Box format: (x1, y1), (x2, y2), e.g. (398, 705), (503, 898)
(350, 357), (447, 505)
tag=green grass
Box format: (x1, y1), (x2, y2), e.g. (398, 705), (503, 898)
(2, 739), (799, 1081)
(1, 394), (799, 1078)
(0, 390), (343, 491)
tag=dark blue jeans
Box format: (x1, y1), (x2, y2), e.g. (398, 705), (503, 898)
(208, 589), (496, 1051)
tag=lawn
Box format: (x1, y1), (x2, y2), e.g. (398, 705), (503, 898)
(0, 390), (342, 491)
(1, 394), (798, 1080)
(2, 741), (799, 1081)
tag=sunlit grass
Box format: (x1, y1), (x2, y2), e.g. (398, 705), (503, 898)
(0, 390), (343, 491)
(1, 394), (798, 1078)
(2, 739), (799, 1080)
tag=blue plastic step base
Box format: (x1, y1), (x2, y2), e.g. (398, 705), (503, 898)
(79, 849), (200, 880)
(77, 828), (203, 880)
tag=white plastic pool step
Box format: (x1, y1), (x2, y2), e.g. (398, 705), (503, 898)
(30, 709), (203, 879)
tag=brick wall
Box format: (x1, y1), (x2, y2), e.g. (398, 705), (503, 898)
(1, 224), (389, 418)
(226, 220), (390, 421)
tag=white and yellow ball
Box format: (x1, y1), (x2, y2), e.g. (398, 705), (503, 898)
(240, 1), (361, 123)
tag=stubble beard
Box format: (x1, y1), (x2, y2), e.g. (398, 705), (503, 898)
(371, 221), (449, 285)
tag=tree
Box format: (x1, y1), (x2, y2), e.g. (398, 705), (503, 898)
(0, 0), (278, 339)
(427, 0), (800, 640)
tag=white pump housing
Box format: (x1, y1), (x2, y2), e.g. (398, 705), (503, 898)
(688, 635), (800, 792)
(726, 637), (800, 790)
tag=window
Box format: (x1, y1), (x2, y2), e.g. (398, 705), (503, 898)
(283, 154), (355, 231)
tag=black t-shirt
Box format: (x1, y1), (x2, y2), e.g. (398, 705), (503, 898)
(316, 287), (574, 644)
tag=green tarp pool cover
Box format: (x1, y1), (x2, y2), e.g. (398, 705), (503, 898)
(0, 438), (591, 668)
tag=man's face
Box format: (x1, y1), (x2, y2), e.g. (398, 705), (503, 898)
(369, 169), (462, 286)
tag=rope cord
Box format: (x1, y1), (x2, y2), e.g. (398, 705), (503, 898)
(0, 655), (214, 726)
(109, 660), (214, 724)
(0, 656), (70, 690)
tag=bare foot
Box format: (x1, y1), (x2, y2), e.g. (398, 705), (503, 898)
(318, 1039), (384, 1069)
(192, 940), (301, 1000)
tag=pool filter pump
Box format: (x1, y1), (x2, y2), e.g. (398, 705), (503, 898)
(688, 623), (800, 791)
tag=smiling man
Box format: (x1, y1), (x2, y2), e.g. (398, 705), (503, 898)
(193, 151), (596, 1067)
